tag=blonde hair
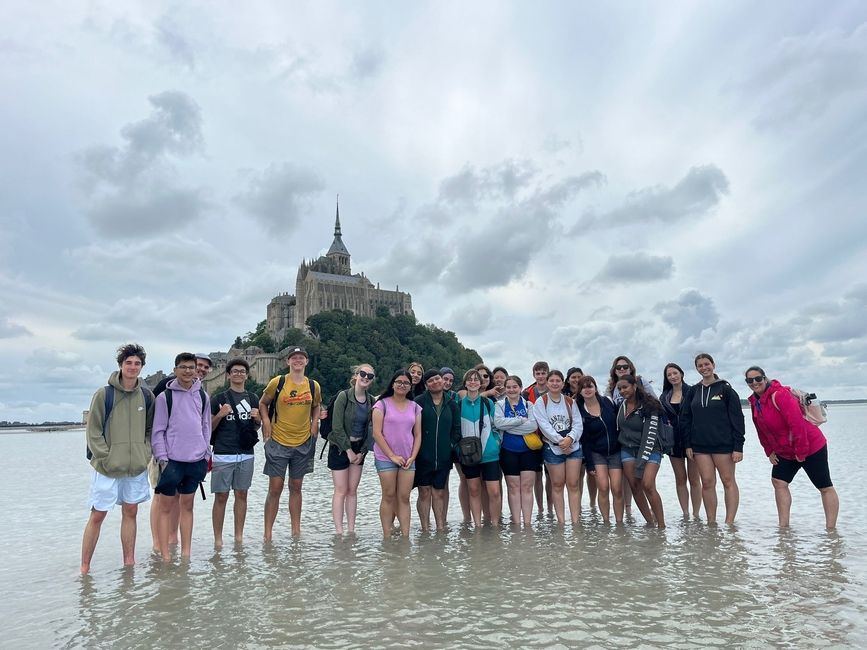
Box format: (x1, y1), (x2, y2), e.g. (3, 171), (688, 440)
(349, 363), (374, 387)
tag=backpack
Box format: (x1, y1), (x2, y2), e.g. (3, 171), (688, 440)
(541, 394), (573, 431)
(86, 385), (154, 460)
(772, 387), (827, 426)
(318, 389), (350, 459)
(267, 375), (316, 423)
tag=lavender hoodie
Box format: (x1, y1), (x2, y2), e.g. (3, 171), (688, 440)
(151, 378), (211, 462)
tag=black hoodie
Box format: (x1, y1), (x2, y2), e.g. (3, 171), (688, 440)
(680, 379), (745, 453)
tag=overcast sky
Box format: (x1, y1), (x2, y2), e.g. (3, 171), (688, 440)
(2, 2), (866, 421)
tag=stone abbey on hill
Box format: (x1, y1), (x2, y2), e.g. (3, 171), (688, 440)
(266, 202), (414, 343)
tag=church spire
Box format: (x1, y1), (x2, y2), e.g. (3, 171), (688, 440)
(334, 195), (342, 237)
(326, 194), (350, 274)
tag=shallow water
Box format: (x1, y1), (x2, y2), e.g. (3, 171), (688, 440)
(1, 406), (865, 648)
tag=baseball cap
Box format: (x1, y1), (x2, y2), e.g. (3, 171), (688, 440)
(287, 346), (308, 359)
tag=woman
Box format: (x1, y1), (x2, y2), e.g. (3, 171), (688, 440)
(615, 375), (666, 528)
(682, 353), (745, 525)
(406, 362), (425, 399)
(607, 356), (657, 404)
(494, 375), (540, 526)
(576, 376), (623, 524)
(660, 363), (702, 519)
(372, 370), (422, 537)
(457, 369), (501, 527)
(745, 366), (838, 529)
(566, 366), (596, 510)
(327, 364), (376, 534)
(532, 370), (583, 525)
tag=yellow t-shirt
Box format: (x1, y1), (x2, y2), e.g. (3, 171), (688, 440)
(263, 375), (321, 447)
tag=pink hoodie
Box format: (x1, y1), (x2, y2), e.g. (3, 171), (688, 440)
(749, 379), (826, 460)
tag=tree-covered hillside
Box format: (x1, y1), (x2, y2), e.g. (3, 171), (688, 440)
(237, 309), (482, 399)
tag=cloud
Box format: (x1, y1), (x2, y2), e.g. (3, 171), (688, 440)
(593, 252), (674, 285)
(350, 46), (385, 80)
(233, 162), (325, 233)
(448, 301), (492, 337)
(77, 91), (208, 238)
(155, 14), (196, 70)
(735, 23), (867, 128)
(72, 323), (137, 342)
(24, 348), (106, 388)
(0, 316), (31, 338)
(656, 289), (720, 342)
(575, 165), (729, 230)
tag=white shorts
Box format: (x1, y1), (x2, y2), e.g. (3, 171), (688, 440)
(88, 469), (151, 512)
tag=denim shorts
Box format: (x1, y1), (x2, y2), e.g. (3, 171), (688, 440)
(620, 448), (662, 465)
(543, 446), (583, 465)
(374, 457), (415, 473)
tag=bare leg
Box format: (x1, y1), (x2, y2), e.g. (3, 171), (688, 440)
(565, 460), (582, 524)
(586, 469), (597, 509)
(345, 464), (363, 533)
(331, 469), (349, 534)
(642, 463), (665, 528)
(288, 477), (304, 537)
(80, 509), (108, 574)
(821, 486), (839, 529)
(467, 477), (483, 527)
(480, 480), (491, 523)
(456, 464), (470, 523)
(432, 488), (448, 529)
(609, 468), (624, 523)
(772, 477), (792, 527)
(694, 454), (718, 525)
(687, 457), (703, 518)
(670, 456), (689, 517)
(595, 467), (611, 523)
(417, 486), (432, 531)
(264, 477), (284, 542)
(178, 492), (195, 560)
(623, 461), (653, 524)
(520, 470), (536, 526)
(505, 475), (521, 524)
(545, 468), (554, 515)
(120, 503), (139, 566)
(713, 454), (739, 524)
(485, 479), (502, 527)
(157, 493), (175, 561)
(396, 470), (416, 536)
(233, 490), (248, 542)
(212, 492), (229, 548)
(168, 496), (180, 545)
(546, 463), (566, 524)
(534, 470), (543, 513)
(150, 494), (161, 552)
(622, 474), (633, 516)
(378, 471), (398, 538)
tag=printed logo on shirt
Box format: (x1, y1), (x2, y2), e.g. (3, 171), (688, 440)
(225, 398), (253, 421)
(711, 395), (723, 401)
(281, 387), (312, 407)
(551, 414), (570, 433)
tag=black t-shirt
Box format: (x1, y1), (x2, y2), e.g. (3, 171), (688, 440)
(211, 389), (260, 454)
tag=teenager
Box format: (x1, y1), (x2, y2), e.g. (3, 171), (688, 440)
(746, 366), (838, 529)
(407, 361), (425, 399)
(372, 370), (422, 537)
(615, 375), (666, 528)
(682, 353), (745, 525)
(576, 375), (623, 525)
(494, 375), (540, 526)
(327, 364), (376, 534)
(660, 362), (701, 519)
(523, 360), (552, 515)
(566, 366), (596, 510)
(532, 370), (583, 525)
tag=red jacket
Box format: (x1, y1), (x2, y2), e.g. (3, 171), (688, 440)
(749, 379), (826, 460)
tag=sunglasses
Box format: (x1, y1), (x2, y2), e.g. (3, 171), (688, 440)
(745, 376), (765, 385)
(615, 364), (630, 371)
(358, 371), (375, 380)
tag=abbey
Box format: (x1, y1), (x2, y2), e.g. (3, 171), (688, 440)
(266, 202), (414, 343)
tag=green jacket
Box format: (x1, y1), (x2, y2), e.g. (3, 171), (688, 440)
(87, 371), (154, 478)
(414, 391), (461, 472)
(329, 388), (375, 454)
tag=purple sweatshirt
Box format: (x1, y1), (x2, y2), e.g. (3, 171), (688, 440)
(151, 378), (211, 462)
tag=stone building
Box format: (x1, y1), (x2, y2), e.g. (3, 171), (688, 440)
(266, 201), (413, 343)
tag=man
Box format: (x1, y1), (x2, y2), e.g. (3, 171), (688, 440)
(80, 343), (154, 575)
(210, 358), (260, 547)
(150, 353), (213, 551)
(259, 346), (321, 540)
(414, 369), (462, 531)
(151, 352), (211, 561)
(523, 361), (551, 515)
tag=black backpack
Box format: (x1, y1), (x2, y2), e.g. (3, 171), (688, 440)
(86, 385), (154, 459)
(267, 375), (316, 423)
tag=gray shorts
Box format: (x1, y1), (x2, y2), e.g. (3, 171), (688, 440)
(211, 458), (254, 493)
(590, 451), (623, 469)
(263, 437), (315, 480)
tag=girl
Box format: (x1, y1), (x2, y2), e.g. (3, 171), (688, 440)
(660, 363), (701, 519)
(457, 369), (501, 526)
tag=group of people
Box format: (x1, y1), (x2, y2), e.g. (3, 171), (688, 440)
(80, 344), (840, 573)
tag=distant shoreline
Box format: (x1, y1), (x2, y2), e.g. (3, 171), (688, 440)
(0, 425), (83, 434)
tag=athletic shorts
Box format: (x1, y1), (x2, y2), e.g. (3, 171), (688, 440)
(263, 437), (315, 480)
(211, 458), (254, 493)
(414, 466), (451, 489)
(772, 445), (833, 489)
(374, 457), (415, 473)
(88, 469), (151, 511)
(327, 439), (367, 471)
(500, 448), (541, 475)
(462, 460), (502, 481)
(155, 459), (208, 497)
(590, 451), (622, 469)
(543, 446), (583, 465)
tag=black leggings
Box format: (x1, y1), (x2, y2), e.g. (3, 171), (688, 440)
(771, 445), (832, 489)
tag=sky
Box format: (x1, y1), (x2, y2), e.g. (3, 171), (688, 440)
(1, 1), (866, 422)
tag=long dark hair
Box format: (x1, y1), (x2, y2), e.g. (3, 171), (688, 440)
(473, 363), (493, 391)
(616, 374), (662, 415)
(662, 362), (686, 393)
(376, 369), (413, 403)
(575, 375), (603, 406)
(607, 355), (636, 396)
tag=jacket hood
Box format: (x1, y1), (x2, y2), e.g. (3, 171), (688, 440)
(108, 370), (143, 392)
(750, 378), (783, 403)
(167, 377), (202, 392)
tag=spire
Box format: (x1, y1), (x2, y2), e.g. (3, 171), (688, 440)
(326, 194), (350, 263)
(334, 195), (342, 238)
